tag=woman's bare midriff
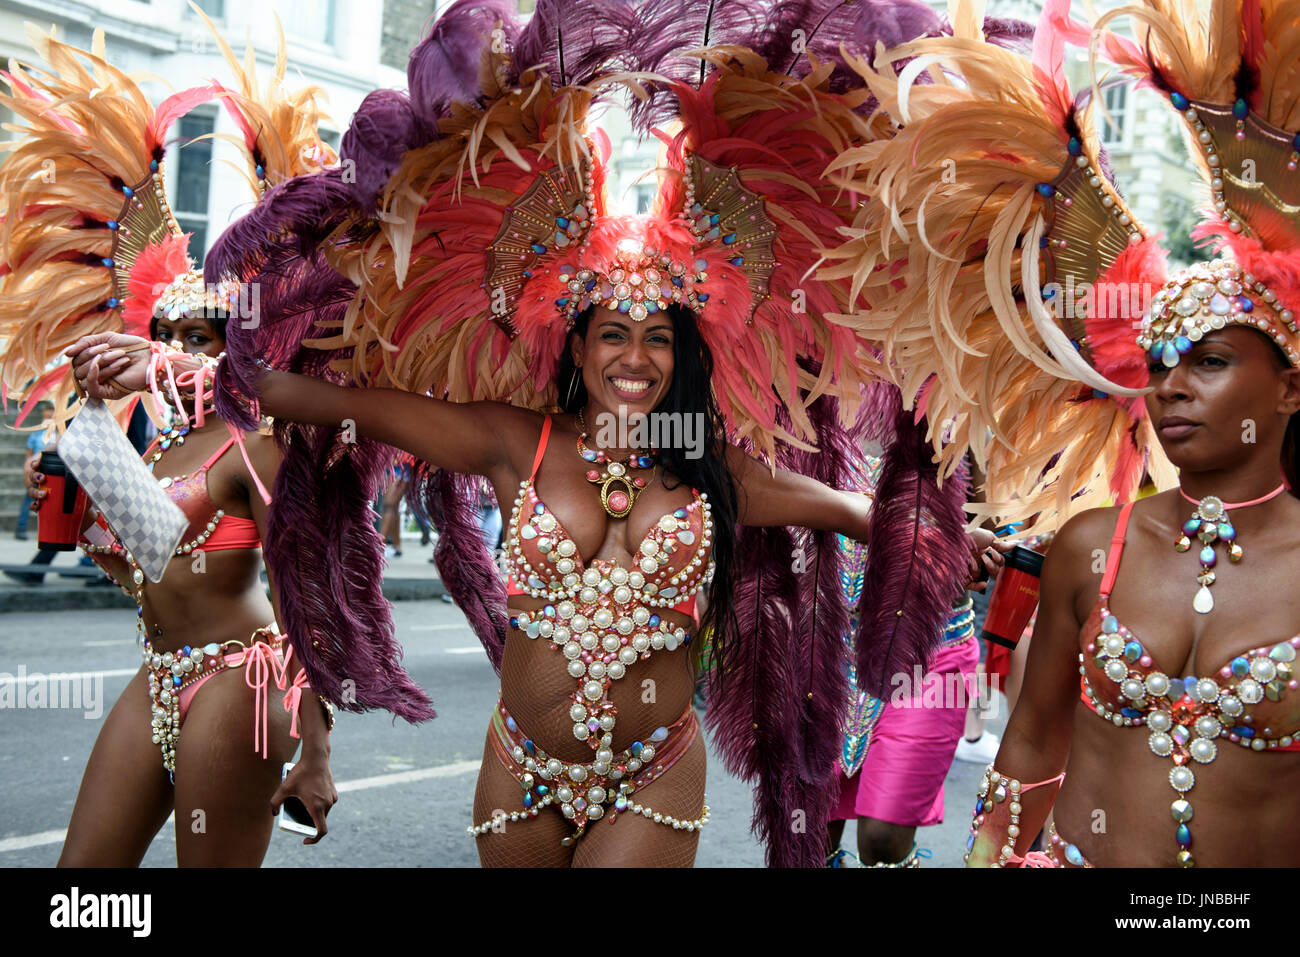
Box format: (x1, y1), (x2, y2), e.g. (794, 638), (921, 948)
(1054, 703), (1300, 866)
(94, 546), (277, 656)
(499, 597), (697, 764)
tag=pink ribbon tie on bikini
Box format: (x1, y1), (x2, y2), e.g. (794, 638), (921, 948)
(241, 640), (307, 759)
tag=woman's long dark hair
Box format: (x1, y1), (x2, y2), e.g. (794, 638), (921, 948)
(556, 304), (740, 669)
(1269, 342), (1300, 498)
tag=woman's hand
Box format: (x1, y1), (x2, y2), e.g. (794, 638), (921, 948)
(65, 333), (151, 399)
(24, 454), (45, 513)
(271, 754), (338, 846)
(966, 528), (1014, 592)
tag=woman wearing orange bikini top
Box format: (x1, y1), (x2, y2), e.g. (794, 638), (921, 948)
(822, 0), (1300, 867)
(2, 25), (342, 865)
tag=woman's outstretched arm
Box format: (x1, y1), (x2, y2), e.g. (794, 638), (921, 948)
(725, 444), (1008, 581)
(66, 333), (533, 478)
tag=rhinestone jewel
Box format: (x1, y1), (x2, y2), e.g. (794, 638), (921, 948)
(1145, 673), (1171, 697)
(1194, 715), (1221, 738)
(1269, 642), (1297, 663)
(1238, 679), (1264, 704)
(1250, 657), (1277, 683)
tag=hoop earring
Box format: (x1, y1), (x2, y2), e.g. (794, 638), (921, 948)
(565, 367), (582, 409)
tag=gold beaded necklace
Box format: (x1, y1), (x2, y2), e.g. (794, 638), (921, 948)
(575, 410), (657, 519)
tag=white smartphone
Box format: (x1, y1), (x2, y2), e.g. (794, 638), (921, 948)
(277, 761), (319, 838)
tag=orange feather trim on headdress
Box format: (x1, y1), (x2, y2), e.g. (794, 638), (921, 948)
(0, 26), (216, 424)
(190, 4), (337, 194)
(823, 0), (1175, 530)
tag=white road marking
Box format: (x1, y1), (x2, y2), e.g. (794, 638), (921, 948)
(335, 760), (479, 793)
(444, 646), (485, 655)
(0, 759), (481, 853)
(0, 829), (67, 853)
(409, 624), (467, 632)
(81, 639), (135, 647)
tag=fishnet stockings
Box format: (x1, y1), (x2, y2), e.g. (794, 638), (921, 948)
(498, 620), (697, 761)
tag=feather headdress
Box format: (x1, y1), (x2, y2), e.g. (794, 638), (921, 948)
(0, 14), (334, 426)
(206, 0), (964, 866)
(1082, 0), (1300, 372)
(0, 26), (219, 424)
(823, 0), (1178, 531)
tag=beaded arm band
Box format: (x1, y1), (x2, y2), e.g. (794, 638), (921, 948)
(147, 341), (219, 429)
(964, 763), (1066, 867)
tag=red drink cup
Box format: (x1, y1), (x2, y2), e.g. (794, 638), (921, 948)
(36, 450), (88, 551)
(978, 545), (1045, 649)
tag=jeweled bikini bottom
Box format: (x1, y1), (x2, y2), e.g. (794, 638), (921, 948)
(469, 699), (709, 845)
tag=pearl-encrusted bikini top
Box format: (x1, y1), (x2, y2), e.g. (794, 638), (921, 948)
(1079, 502), (1300, 751)
(504, 418), (713, 613)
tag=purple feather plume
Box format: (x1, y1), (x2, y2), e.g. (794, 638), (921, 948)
(204, 174), (362, 287)
(408, 0), (522, 135)
(211, 252), (434, 721)
(212, 256), (357, 430)
(706, 523), (804, 861)
(622, 0), (772, 130)
(408, 466), (509, 673)
(979, 16), (1036, 53)
(786, 395), (854, 768)
(514, 0), (637, 87)
(757, 0), (942, 86)
(706, 374), (866, 867)
(265, 423), (435, 721)
(855, 389), (972, 700)
(623, 0), (942, 131)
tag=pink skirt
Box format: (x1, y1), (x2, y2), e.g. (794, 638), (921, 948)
(831, 634), (980, 827)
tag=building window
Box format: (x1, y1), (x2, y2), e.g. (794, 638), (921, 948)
(1100, 82), (1127, 146)
(191, 0), (224, 16)
(281, 0), (337, 46)
(635, 183), (655, 213)
(174, 111), (215, 261)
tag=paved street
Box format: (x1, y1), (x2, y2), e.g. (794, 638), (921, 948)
(0, 599), (1001, 867)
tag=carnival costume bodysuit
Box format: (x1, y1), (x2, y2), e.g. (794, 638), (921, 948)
(467, 417), (714, 840)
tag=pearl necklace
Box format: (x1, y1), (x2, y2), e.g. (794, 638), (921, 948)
(1175, 483), (1288, 613)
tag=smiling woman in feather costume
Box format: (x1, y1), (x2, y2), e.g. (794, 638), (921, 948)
(69, 0), (1005, 867)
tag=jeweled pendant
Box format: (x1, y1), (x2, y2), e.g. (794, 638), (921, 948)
(1193, 584), (1214, 614)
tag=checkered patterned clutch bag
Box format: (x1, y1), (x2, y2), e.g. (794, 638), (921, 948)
(59, 398), (188, 583)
